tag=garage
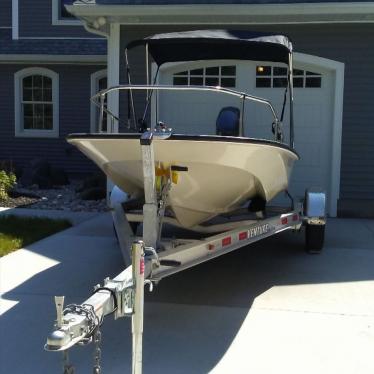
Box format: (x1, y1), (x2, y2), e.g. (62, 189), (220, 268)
(156, 54), (343, 216)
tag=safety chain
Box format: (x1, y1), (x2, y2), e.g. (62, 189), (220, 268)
(63, 350), (75, 374)
(63, 303), (100, 345)
(61, 303), (102, 374)
(92, 327), (102, 374)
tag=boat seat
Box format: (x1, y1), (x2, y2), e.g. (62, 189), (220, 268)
(216, 106), (240, 136)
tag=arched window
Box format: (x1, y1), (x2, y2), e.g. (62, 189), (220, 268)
(90, 70), (107, 133)
(14, 68), (59, 138)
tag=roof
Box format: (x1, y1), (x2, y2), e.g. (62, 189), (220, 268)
(85, 0), (374, 4)
(0, 29), (106, 56)
(127, 30), (292, 65)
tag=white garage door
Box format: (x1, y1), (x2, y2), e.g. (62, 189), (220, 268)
(156, 59), (334, 211)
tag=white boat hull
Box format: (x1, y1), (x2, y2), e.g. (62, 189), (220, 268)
(68, 134), (299, 228)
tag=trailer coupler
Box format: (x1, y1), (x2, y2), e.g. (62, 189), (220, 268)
(45, 241), (147, 356)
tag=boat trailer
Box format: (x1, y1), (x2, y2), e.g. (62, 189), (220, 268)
(45, 130), (326, 373)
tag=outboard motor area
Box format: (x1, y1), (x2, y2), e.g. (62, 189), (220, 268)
(216, 106), (240, 136)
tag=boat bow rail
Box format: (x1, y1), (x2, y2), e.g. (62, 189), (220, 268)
(91, 84), (282, 141)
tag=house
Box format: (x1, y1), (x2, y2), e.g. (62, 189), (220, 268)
(66, 0), (374, 218)
(1, 1), (374, 218)
(0, 0), (107, 175)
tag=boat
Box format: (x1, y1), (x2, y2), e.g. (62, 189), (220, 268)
(67, 30), (299, 228)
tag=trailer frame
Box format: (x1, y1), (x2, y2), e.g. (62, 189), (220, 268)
(45, 129), (326, 374)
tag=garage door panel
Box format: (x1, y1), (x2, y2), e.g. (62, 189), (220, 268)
(158, 91), (239, 134)
(159, 60), (334, 213)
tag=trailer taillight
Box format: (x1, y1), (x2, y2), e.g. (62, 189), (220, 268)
(239, 231), (248, 240)
(222, 237), (231, 246)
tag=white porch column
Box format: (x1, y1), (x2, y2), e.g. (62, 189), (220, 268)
(106, 23), (120, 200)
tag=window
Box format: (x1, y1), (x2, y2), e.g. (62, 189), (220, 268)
(52, 0), (81, 25)
(256, 66), (322, 88)
(14, 68), (59, 138)
(90, 70), (108, 133)
(173, 65), (236, 88)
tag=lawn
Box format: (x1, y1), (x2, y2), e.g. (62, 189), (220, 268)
(0, 215), (72, 257)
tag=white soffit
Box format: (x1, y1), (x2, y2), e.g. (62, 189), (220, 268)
(67, 3), (374, 25)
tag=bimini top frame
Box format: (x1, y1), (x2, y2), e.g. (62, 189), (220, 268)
(124, 29), (295, 148)
(126, 30), (292, 66)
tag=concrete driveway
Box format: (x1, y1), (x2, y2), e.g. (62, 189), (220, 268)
(1, 213), (374, 373)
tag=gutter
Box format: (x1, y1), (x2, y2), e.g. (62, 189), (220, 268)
(66, 3), (374, 25)
(0, 54), (107, 64)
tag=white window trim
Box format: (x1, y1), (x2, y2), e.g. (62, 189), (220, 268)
(52, 0), (82, 26)
(90, 69), (107, 133)
(14, 67), (59, 138)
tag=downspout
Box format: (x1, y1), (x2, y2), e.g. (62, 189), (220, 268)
(83, 21), (109, 38)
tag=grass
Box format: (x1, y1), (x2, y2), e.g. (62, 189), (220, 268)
(0, 215), (72, 257)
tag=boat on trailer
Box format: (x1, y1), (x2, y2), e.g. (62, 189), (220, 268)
(45, 30), (327, 374)
(67, 30), (299, 228)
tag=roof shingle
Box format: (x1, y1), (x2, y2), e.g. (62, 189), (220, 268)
(0, 29), (106, 56)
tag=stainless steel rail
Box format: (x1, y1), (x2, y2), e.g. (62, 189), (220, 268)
(91, 84), (281, 138)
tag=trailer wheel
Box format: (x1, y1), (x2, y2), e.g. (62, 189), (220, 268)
(305, 223), (325, 254)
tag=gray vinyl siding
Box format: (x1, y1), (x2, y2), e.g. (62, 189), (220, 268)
(0, 0), (12, 27)
(19, 0), (97, 38)
(119, 23), (374, 200)
(0, 64), (106, 174)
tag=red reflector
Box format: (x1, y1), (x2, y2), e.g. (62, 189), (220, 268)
(292, 214), (299, 221)
(281, 217), (288, 225)
(239, 231), (248, 240)
(208, 244), (215, 251)
(140, 258), (145, 275)
(222, 237), (232, 246)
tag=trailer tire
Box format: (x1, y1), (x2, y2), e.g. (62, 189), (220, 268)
(305, 223), (325, 254)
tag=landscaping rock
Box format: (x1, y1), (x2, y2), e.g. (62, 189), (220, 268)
(2, 176), (109, 213)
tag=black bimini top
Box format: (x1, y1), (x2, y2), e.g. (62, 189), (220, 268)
(126, 30), (293, 66)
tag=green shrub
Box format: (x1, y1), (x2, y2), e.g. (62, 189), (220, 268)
(0, 170), (17, 200)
